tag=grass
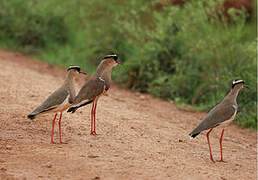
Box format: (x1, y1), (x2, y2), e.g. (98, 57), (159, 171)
(0, 0), (256, 130)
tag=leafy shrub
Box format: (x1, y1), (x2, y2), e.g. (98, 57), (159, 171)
(0, 0), (68, 48)
(0, 0), (256, 129)
(113, 0), (257, 129)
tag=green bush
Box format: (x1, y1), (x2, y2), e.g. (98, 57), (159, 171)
(113, 0), (257, 129)
(0, 0), (256, 129)
(0, 0), (68, 48)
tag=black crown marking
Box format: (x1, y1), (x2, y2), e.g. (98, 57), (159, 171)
(103, 54), (118, 60)
(67, 65), (81, 72)
(232, 79), (245, 88)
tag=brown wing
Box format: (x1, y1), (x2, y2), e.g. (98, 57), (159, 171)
(189, 104), (236, 137)
(73, 77), (105, 104)
(29, 87), (69, 116)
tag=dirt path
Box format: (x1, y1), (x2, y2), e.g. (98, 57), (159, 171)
(0, 49), (256, 180)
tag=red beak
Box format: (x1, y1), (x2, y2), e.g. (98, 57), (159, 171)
(79, 70), (87, 75)
(116, 59), (121, 64)
(243, 84), (248, 88)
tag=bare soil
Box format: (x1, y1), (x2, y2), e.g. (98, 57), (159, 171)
(0, 49), (256, 180)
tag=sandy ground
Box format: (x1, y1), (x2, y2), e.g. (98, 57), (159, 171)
(0, 49), (256, 180)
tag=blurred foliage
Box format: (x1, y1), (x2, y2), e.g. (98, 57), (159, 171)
(0, 0), (256, 129)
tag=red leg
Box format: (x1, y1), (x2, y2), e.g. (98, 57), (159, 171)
(58, 112), (63, 144)
(92, 98), (98, 135)
(219, 128), (225, 162)
(51, 113), (58, 144)
(206, 128), (215, 162)
(90, 100), (96, 135)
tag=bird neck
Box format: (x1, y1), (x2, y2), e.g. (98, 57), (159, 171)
(95, 65), (113, 82)
(224, 87), (241, 104)
(63, 72), (75, 88)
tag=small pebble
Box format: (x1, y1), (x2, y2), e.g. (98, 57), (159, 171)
(92, 177), (100, 180)
(6, 145), (12, 150)
(18, 134), (23, 139)
(45, 164), (52, 168)
(88, 155), (99, 158)
(0, 167), (7, 171)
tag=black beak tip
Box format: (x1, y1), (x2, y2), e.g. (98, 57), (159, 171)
(79, 71), (87, 75)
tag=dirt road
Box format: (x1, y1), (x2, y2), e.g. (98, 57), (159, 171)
(0, 49), (256, 180)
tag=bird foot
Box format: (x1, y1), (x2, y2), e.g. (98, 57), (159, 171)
(90, 131), (97, 136)
(218, 160), (227, 163)
(60, 141), (68, 144)
(210, 157), (215, 163)
(51, 141), (56, 144)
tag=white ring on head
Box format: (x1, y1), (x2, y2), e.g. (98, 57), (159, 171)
(69, 66), (80, 69)
(104, 54), (117, 59)
(232, 79), (244, 85)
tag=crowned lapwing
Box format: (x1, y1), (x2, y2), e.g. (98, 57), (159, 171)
(28, 66), (87, 144)
(67, 55), (120, 135)
(189, 79), (247, 162)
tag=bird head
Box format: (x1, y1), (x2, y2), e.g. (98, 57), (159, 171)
(102, 54), (121, 67)
(231, 79), (248, 89)
(67, 65), (87, 75)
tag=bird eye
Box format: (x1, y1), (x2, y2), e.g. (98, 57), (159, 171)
(113, 56), (118, 60)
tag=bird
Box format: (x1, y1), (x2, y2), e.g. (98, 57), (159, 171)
(27, 65), (87, 144)
(189, 79), (248, 162)
(67, 54), (120, 135)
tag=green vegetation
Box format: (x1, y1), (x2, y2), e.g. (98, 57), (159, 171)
(0, 0), (256, 129)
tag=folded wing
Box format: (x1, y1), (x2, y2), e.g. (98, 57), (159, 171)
(189, 104), (236, 138)
(28, 88), (69, 119)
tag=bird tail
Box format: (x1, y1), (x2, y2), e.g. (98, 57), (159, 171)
(27, 113), (36, 120)
(189, 132), (200, 139)
(189, 121), (207, 139)
(67, 100), (93, 113)
(67, 106), (78, 113)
